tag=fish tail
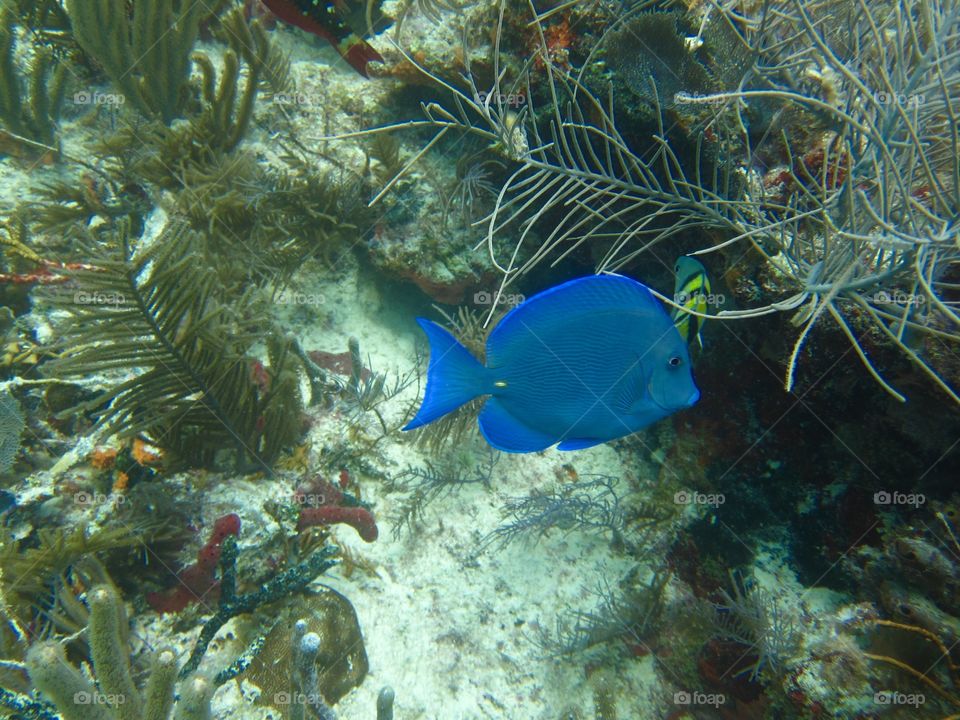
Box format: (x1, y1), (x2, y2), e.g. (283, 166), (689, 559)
(402, 318), (487, 431)
(339, 35), (383, 78)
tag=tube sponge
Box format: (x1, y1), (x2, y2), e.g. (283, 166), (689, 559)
(144, 649), (177, 720)
(25, 584), (215, 720)
(88, 584), (143, 719)
(25, 641), (109, 720)
(173, 675), (214, 720)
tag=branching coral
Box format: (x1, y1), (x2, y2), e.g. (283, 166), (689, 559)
(184, 8), (279, 154)
(684, 0), (960, 404)
(508, 0), (960, 403)
(177, 535), (339, 680)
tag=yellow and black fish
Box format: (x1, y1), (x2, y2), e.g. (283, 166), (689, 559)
(672, 256), (711, 348)
(262, 0), (391, 77)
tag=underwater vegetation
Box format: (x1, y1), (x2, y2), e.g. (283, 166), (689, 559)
(63, 0), (205, 124)
(0, 389), (23, 473)
(0, 7), (66, 156)
(529, 569), (671, 660)
(478, 474), (627, 552)
(40, 219), (305, 471)
(386, 447), (497, 538)
(0, 0), (957, 718)
(3, 538), (344, 720)
(351, 0), (960, 406)
(712, 571), (801, 683)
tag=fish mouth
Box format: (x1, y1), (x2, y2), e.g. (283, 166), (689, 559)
(649, 383), (700, 410)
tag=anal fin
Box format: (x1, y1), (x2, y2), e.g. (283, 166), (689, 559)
(479, 399), (556, 453)
(557, 437), (605, 451)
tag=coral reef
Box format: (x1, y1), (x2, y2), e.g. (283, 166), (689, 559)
(375, 0), (960, 405)
(0, 1), (958, 719)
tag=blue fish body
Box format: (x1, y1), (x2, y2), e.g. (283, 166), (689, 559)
(402, 275), (700, 453)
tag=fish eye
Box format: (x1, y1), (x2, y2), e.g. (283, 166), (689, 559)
(668, 356), (682, 368)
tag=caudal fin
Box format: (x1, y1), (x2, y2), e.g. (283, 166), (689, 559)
(403, 318), (487, 431)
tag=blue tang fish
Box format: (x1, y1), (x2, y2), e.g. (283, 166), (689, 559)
(402, 275), (700, 453)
